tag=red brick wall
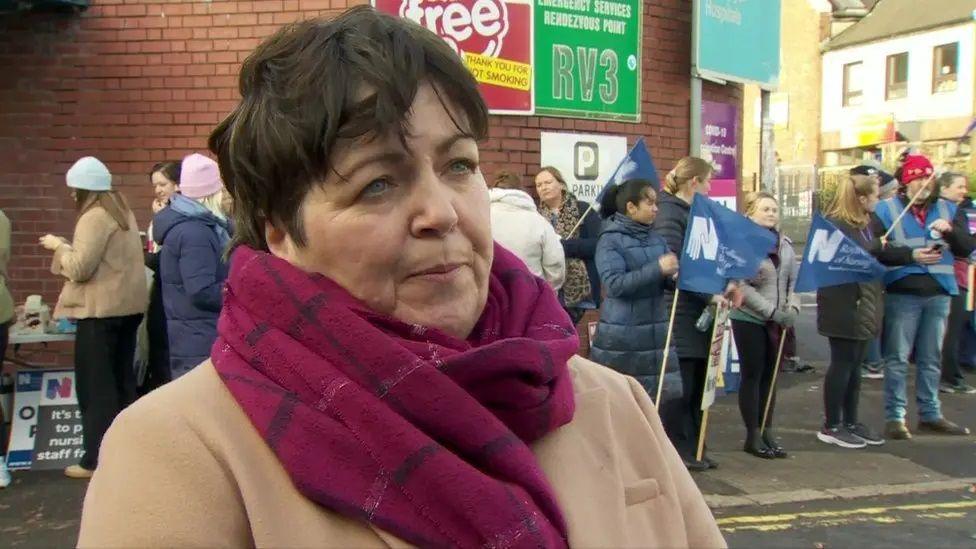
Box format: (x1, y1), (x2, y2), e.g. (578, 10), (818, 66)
(0, 0), (741, 312)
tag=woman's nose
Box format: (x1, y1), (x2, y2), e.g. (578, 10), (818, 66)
(409, 170), (460, 238)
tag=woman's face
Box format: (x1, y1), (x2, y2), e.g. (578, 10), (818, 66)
(750, 197), (779, 228)
(942, 176), (968, 204)
(691, 172), (712, 196)
(266, 83), (493, 340)
(535, 171), (564, 206)
(626, 188), (658, 225)
(858, 184), (881, 213)
(151, 171), (179, 202)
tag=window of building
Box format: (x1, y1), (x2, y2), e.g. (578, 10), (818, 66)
(842, 61), (863, 106)
(886, 52), (909, 100)
(933, 42), (958, 93)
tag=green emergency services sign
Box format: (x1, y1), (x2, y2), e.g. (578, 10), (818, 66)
(533, 0), (642, 122)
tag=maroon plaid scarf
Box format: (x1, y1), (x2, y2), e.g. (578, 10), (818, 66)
(212, 244), (578, 548)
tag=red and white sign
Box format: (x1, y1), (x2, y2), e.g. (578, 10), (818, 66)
(373, 0), (533, 114)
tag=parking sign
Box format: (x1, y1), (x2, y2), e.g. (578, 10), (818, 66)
(540, 132), (628, 205)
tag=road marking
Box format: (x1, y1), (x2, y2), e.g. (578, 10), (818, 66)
(717, 499), (976, 533)
(707, 477), (976, 508)
(717, 499), (976, 525)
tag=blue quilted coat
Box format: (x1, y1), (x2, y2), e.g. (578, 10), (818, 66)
(590, 213), (679, 380)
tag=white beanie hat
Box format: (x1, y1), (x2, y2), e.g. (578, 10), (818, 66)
(66, 156), (112, 192)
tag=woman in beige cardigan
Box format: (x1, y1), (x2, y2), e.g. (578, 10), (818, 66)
(78, 8), (725, 548)
(39, 157), (148, 480)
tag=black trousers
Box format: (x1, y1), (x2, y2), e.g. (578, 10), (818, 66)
(0, 321), (8, 449)
(824, 337), (869, 427)
(669, 358), (708, 460)
(731, 320), (778, 432)
(942, 293), (969, 385)
(139, 282), (171, 396)
(75, 314), (142, 470)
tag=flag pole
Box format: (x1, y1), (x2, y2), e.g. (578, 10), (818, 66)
(761, 329), (788, 435)
(696, 409), (709, 462)
(655, 288), (681, 408)
(880, 173), (937, 246)
(695, 302), (727, 462)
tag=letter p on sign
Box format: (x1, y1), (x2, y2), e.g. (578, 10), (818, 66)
(574, 142), (599, 181)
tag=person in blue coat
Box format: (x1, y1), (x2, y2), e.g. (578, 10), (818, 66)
(590, 178), (682, 406)
(153, 153), (232, 380)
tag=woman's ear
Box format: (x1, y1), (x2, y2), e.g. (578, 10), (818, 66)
(625, 201), (638, 217)
(265, 220), (297, 263)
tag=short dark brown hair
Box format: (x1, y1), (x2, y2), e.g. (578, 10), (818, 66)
(149, 161), (181, 185)
(209, 6), (489, 251)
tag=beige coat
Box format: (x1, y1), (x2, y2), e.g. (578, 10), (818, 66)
(52, 206), (147, 320)
(0, 210), (13, 325)
(79, 355), (725, 548)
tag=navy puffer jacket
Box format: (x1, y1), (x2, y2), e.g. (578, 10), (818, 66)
(153, 195), (230, 380)
(590, 213), (679, 380)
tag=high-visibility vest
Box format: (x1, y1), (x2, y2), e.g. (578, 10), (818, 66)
(875, 196), (957, 296)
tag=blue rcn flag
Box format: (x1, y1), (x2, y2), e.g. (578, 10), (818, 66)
(678, 195), (777, 295)
(595, 138), (660, 206)
(794, 212), (886, 292)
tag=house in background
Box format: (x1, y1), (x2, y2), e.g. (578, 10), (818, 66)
(820, 0), (976, 171)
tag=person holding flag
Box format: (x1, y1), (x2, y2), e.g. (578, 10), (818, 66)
(590, 179), (683, 411)
(652, 156), (722, 471)
(811, 174), (918, 448)
(673, 190), (777, 461)
(875, 154), (974, 439)
(729, 192), (799, 460)
(535, 166), (600, 324)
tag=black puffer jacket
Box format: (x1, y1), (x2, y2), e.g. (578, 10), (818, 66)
(816, 214), (913, 340)
(652, 191), (712, 359)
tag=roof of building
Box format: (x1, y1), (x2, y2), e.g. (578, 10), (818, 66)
(830, 0), (869, 15)
(825, 0), (976, 51)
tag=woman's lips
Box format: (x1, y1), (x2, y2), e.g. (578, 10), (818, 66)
(410, 263), (463, 283)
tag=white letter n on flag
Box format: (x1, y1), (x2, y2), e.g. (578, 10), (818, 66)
(807, 229), (845, 263)
(688, 216), (718, 260)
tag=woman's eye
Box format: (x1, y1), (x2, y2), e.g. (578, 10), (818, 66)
(447, 159), (475, 175)
(361, 178), (392, 198)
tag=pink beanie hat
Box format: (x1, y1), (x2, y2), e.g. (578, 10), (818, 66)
(179, 153), (223, 199)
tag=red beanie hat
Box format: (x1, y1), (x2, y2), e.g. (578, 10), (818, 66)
(899, 154), (934, 185)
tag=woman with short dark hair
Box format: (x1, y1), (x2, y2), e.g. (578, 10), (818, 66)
(78, 8), (723, 548)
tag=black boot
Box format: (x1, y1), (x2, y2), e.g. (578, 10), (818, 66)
(743, 429), (776, 459)
(762, 430), (788, 458)
(682, 456), (709, 472)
